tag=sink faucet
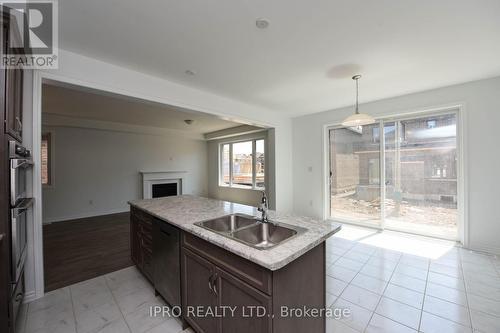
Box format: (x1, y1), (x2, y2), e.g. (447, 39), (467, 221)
(258, 191), (269, 223)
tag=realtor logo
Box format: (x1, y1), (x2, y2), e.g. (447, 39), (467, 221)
(1, 0), (58, 68)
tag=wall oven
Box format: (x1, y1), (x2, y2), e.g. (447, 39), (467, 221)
(8, 141), (33, 289)
(10, 140), (33, 206)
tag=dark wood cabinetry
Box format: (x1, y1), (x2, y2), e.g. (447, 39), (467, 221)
(1, 11), (26, 333)
(130, 207), (153, 281)
(181, 248), (272, 333)
(181, 231), (324, 333)
(217, 267), (272, 333)
(2, 12), (23, 143)
(0, 55), (10, 333)
(182, 249), (219, 333)
(130, 206), (326, 333)
(4, 65), (23, 142)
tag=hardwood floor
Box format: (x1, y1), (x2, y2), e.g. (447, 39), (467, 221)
(43, 212), (133, 291)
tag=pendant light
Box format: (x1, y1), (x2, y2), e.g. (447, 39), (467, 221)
(341, 75), (376, 127)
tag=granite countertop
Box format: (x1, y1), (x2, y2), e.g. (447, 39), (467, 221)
(128, 195), (341, 271)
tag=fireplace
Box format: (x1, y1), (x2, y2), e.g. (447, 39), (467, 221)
(141, 171), (186, 199)
(152, 182), (178, 198)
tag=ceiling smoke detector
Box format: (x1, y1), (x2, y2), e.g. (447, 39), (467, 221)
(255, 18), (269, 29)
(184, 119), (194, 125)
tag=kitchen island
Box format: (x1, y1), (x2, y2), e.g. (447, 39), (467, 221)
(129, 195), (341, 333)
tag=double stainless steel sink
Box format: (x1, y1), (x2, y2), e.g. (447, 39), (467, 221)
(194, 214), (307, 250)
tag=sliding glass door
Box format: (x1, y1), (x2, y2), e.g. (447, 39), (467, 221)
(329, 123), (382, 227)
(329, 111), (459, 239)
(384, 114), (458, 238)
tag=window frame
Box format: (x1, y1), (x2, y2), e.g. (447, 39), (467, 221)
(41, 131), (54, 188)
(218, 137), (266, 190)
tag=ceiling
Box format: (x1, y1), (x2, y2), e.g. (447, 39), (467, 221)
(59, 0), (500, 116)
(42, 84), (243, 134)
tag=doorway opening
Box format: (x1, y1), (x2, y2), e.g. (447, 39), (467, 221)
(39, 81), (247, 291)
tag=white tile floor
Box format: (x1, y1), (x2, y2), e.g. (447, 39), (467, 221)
(325, 225), (500, 333)
(16, 224), (500, 333)
(16, 267), (192, 333)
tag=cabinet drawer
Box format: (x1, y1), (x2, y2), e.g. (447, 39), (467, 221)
(141, 236), (152, 254)
(132, 207), (153, 226)
(140, 225), (152, 242)
(140, 219), (152, 232)
(182, 232), (272, 295)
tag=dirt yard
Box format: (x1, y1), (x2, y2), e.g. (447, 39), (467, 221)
(331, 195), (457, 229)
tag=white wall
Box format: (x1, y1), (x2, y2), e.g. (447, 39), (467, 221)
(292, 76), (500, 255)
(207, 131), (271, 208)
(41, 124), (207, 223)
(39, 50), (294, 211)
(21, 70), (37, 301)
(31, 49), (294, 300)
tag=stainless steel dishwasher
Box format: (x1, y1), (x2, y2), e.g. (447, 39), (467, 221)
(152, 218), (181, 308)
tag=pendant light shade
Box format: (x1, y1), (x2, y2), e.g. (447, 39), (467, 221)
(341, 112), (377, 127)
(341, 75), (376, 127)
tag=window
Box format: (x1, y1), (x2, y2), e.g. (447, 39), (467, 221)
(255, 139), (265, 188)
(41, 133), (52, 186)
(221, 144), (230, 185)
(232, 141), (252, 187)
(427, 120), (437, 129)
(219, 139), (265, 189)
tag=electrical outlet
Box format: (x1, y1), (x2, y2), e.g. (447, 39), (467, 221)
(308, 166), (313, 172)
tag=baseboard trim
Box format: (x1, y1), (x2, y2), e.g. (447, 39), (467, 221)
(465, 243), (500, 257)
(43, 208), (129, 224)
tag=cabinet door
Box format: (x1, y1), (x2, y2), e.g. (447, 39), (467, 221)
(216, 267), (272, 333)
(5, 66), (23, 142)
(182, 249), (218, 333)
(3, 17), (23, 142)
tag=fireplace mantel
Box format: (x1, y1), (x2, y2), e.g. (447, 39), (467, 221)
(140, 171), (187, 199)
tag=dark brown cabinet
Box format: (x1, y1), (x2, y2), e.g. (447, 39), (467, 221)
(180, 232), (325, 333)
(217, 267), (272, 333)
(4, 65), (23, 142)
(130, 206), (326, 333)
(182, 249), (219, 333)
(182, 235), (272, 333)
(181, 248), (272, 333)
(130, 207), (153, 281)
(1, 12), (27, 333)
(2, 15), (23, 143)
